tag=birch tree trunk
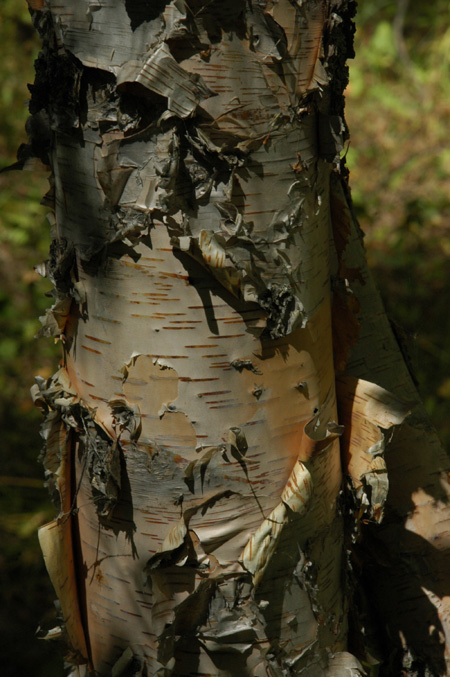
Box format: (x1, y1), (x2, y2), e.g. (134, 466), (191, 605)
(25, 1), (450, 675)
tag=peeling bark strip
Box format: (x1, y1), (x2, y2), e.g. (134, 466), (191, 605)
(25, 0), (450, 675)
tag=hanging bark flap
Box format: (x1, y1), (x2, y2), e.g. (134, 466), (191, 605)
(337, 375), (412, 519)
(38, 422), (88, 662)
(117, 43), (214, 119)
(39, 521), (89, 663)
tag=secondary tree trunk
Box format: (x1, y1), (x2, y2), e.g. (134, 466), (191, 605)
(25, 1), (450, 675)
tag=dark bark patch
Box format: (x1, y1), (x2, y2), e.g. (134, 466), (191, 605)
(259, 286), (300, 339)
(29, 50), (82, 131)
(124, 0), (171, 31)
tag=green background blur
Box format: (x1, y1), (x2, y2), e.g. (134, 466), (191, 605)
(0, 1), (449, 675)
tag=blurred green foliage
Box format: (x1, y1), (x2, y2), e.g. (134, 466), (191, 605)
(0, 1), (62, 675)
(346, 0), (450, 447)
(0, 1), (449, 675)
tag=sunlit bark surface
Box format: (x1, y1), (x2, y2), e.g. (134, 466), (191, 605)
(26, 1), (450, 675)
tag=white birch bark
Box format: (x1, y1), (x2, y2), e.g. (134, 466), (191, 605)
(24, 1), (450, 675)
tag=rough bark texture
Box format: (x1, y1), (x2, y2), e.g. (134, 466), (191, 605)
(23, 1), (450, 675)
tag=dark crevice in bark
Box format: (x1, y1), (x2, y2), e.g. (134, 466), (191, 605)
(124, 0), (172, 31)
